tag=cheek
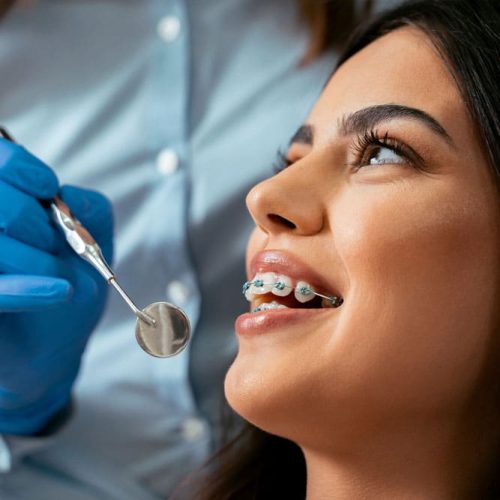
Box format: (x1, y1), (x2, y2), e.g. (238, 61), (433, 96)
(337, 181), (497, 308)
(328, 179), (500, 412)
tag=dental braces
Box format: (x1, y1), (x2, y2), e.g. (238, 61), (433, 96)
(242, 279), (343, 308)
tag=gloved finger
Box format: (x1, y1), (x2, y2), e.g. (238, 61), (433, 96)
(0, 233), (66, 278)
(0, 181), (59, 253)
(0, 139), (59, 199)
(0, 275), (72, 312)
(0, 234), (104, 307)
(59, 185), (114, 261)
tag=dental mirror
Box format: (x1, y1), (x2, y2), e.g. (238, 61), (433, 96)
(0, 126), (191, 358)
(135, 302), (191, 357)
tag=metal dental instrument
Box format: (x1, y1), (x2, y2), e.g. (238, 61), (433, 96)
(0, 127), (191, 358)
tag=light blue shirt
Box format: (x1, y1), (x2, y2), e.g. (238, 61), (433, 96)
(0, 0), (335, 498)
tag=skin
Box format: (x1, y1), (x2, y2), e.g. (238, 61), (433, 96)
(225, 27), (500, 499)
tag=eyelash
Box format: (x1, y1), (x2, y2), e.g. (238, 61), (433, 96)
(272, 129), (423, 174)
(349, 129), (417, 170)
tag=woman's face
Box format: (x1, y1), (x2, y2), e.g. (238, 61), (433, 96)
(225, 27), (500, 449)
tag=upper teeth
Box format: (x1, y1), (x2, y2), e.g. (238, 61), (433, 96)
(294, 280), (315, 303)
(243, 273), (316, 303)
(272, 275), (292, 297)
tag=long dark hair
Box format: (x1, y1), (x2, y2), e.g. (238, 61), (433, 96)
(0, 0), (15, 20)
(173, 1), (500, 498)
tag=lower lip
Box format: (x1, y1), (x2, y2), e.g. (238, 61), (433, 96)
(235, 308), (334, 336)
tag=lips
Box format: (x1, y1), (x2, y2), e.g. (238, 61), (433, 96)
(249, 249), (342, 302)
(235, 250), (343, 336)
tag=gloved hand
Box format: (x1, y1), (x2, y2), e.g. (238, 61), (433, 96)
(0, 138), (113, 435)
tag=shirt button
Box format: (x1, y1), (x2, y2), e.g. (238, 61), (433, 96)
(181, 417), (206, 442)
(157, 16), (181, 43)
(167, 280), (190, 306)
(156, 148), (179, 176)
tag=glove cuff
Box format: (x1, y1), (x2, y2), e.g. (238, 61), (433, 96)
(0, 381), (73, 436)
(33, 398), (74, 437)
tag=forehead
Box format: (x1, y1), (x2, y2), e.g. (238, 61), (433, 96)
(309, 27), (470, 146)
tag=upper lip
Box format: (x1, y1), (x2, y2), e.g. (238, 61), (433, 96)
(249, 249), (341, 298)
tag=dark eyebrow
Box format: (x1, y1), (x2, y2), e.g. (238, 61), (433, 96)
(339, 104), (454, 147)
(289, 124), (314, 146)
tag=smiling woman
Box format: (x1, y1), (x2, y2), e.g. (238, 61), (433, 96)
(177, 1), (500, 499)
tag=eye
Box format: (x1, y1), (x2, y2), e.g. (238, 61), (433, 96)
(350, 129), (424, 171)
(366, 145), (407, 166)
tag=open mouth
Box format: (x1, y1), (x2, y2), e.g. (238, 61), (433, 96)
(243, 272), (343, 313)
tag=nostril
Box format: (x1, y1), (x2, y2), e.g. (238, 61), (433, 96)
(267, 213), (296, 229)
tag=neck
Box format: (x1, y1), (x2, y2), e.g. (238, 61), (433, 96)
(302, 419), (466, 500)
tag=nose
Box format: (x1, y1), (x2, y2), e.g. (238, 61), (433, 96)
(246, 166), (325, 236)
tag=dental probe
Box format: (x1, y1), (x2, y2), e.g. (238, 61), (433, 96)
(0, 127), (191, 358)
(49, 195), (156, 326)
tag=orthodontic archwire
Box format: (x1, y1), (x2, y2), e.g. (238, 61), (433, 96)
(242, 279), (343, 308)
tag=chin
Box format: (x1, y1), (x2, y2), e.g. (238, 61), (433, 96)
(224, 355), (296, 437)
(225, 356), (268, 426)
(224, 352), (336, 446)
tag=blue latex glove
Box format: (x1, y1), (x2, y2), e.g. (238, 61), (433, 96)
(0, 138), (113, 435)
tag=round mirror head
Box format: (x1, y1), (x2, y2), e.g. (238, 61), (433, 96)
(135, 302), (191, 358)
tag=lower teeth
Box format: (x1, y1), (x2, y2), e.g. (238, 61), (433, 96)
(253, 301), (289, 313)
